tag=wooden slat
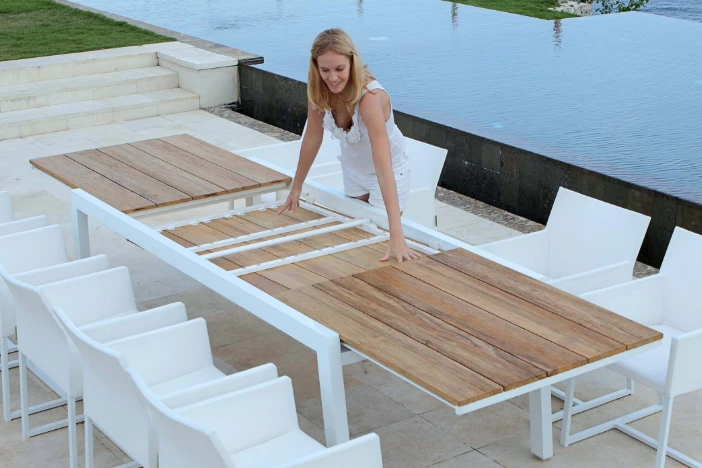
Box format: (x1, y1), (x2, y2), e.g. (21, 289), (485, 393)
(30, 155), (154, 213)
(161, 134), (291, 187)
(317, 277), (546, 390)
(129, 139), (259, 194)
(204, 216), (365, 280)
(396, 258), (626, 362)
(355, 266), (586, 375)
(99, 145), (225, 199)
(65, 149), (191, 207)
(275, 287), (503, 406)
(432, 250), (663, 349)
(240, 273), (290, 295)
(160, 230), (241, 271)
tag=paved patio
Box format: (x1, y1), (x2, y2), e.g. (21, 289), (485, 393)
(0, 109), (699, 467)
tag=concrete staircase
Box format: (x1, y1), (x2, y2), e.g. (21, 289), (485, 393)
(0, 43), (201, 141)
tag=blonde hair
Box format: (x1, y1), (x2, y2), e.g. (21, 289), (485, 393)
(308, 28), (374, 111)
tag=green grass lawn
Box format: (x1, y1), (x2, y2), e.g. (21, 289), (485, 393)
(0, 0), (174, 62)
(451, 0), (579, 20)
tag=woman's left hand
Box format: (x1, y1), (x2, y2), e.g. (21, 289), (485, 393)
(381, 232), (421, 263)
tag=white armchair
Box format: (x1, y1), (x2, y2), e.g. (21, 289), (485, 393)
(560, 227), (702, 468)
(1, 266), (187, 468)
(0, 225), (109, 422)
(54, 306), (278, 468)
(134, 371), (383, 468)
(235, 127), (447, 228)
(480, 187), (651, 295)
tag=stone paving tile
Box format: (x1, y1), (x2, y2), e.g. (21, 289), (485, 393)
(345, 361), (445, 415)
(277, 355), (364, 406)
(373, 416), (472, 468)
(422, 401), (531, 450)
(432, 450), (504, 468)
(298, 385), (415, 438)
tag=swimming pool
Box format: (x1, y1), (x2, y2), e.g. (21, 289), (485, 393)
(72, 0), (702, 203)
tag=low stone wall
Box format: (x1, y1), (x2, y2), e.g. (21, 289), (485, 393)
(239, 64), (701, 268)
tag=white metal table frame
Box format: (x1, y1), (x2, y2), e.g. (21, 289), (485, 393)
(69, 173), (661, 461)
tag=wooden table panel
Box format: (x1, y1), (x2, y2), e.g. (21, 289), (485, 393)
(355, 266), (587, 375)
(396, 258), (626, 362)
(129, 139), (258, 194)
(161, 134), (290, 187)
(65, 149), (191, 207)
(276, 287), (503, 406)
(99, 145), (225, 199)
(432, 249), (663, 349)
(316, 277), (546, 390)
(30, 155), (154, 213)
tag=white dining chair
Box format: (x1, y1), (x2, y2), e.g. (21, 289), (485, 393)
(480, 187), (651, 295)
(2, 266), (187, 468)
(560, 227), (702, 468)
(236, 125), (447, 228)
(132, 369), (383, 468)
(0, 225), (108, 422)
(54, 304), (279, 468)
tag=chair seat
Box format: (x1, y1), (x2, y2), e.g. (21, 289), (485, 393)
(609, 324), (682, 393)
(152, 366), (224, 396)
(230, 430), (325, 468)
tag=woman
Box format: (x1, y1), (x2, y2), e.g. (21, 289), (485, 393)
(278, 28), (420, 262)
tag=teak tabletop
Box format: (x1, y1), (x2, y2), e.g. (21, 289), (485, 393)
(29, 134), (291, 213)
(274, 249), (663, 407)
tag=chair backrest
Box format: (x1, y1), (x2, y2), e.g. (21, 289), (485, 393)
(0, 269), (78, 394)
(405, 138), (447, 192)
(39, 267), (138, 328)
(129, 368), (234, 468)
(0, 225), (68, 337)
(54, 307), (155, 466)
(545, 187), (650, 278)
(0, 215), (49, 237)
(0, 192), (13, 224)
(659, 227), (702, 332)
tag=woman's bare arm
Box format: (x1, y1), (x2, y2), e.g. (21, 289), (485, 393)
(278, 101), (324, 214)
(360, 92), (419, 262)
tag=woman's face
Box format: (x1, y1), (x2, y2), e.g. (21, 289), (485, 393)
(317, 50), (351, 94)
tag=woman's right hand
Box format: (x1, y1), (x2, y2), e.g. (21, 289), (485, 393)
(277, 187), (302, 215)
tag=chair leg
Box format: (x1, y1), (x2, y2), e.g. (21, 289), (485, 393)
(655, 396), (674, 468)
(67, 396), (78, 468)
(2, 337), (10, 422)
(19, 352), (29, 438)
(85, 415), (94, 468)
(560, 378), (576, 447)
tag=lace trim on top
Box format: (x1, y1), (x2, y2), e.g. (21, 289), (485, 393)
(323, 106), (361, 145)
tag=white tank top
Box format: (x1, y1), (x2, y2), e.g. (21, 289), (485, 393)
(323, 81), (408, 175)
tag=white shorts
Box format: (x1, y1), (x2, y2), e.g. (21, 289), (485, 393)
(342, 164), (411, 212)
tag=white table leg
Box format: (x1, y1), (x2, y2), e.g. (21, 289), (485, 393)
(529, 386), (554, 460)
(71, 207), (90, 260)
(317, 338), (350, 447)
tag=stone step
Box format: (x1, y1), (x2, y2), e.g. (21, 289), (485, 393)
(0, 88), (199, 140)
(0, 42), (191, 87)
(0, 67), (179, 113)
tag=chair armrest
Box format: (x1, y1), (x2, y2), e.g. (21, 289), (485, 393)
(281, 434), (383, 468)
(79, 302), (188, 343)
(107, 318), (213, 387)
(161, 363), (278, 409)
(667, 329), (702, 398)
(14, 254), (110, 287)
(479, 230), (549, 275)
(176, 376), (299, 454)
(34, 266), (137, 327)
(580, 274), (665, 326)
(0, 216), (48, 236)
(547, 260), (635, 295)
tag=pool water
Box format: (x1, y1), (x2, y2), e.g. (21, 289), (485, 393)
(73, 0), (702, 203)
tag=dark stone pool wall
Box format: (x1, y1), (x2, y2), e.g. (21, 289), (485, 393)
(239, 65), (702, 268)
